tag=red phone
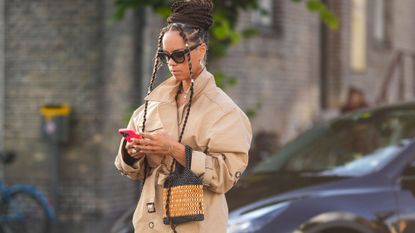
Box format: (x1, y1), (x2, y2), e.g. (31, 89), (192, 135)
(118, 128), (143, 142)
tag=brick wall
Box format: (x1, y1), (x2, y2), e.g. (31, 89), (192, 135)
(97, 0), (143, 227)
(215, 2), (321, 143)
(3, 0), (141, 232)
(331, 0), (415, 107)
(5, 0), (101, 193)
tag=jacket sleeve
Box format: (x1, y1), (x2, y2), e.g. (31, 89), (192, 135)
(114, 106), (147, 180)
(190, 108), (252, 194)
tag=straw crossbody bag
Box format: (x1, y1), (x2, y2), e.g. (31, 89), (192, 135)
(163, 145), (204, 226)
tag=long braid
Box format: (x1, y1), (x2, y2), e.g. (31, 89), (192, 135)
(176, 24), (195, 143)
(142, 29), (166, 133)
(139, 28), (167, 202)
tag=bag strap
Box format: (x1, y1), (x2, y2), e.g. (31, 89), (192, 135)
(184, 145), (192, 169)
(166, 145), (193, 233)
(169, 144), (193, 172)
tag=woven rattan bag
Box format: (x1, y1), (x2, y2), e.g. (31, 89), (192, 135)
(163, 145), (204, 225)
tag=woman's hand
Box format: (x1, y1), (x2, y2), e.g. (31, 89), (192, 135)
(125, 139), (145, 159)
(137, 132), (186, 166)
(137, 132), (177, 155)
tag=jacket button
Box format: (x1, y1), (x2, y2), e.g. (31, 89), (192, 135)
(147, 202), (156, 213)
(149, 221), (154, 229)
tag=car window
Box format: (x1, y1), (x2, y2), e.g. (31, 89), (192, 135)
(254, 109), (415, 176)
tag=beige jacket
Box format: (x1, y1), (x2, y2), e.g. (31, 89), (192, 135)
(115, 69), (252, 233)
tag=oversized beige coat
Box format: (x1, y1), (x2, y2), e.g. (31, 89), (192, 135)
(115, 69), (252, 233)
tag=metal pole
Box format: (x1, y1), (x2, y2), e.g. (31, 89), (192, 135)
(413, 54), (415, 98)
(0, 0), (5, 184)
(49, 141), (60, 217)
(0, 0), (5, 152)
(376, 52), (403, 105)
(319, 1), (328, 110)
(398, 53), (405, 101)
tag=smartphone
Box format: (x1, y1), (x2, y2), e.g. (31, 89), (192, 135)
(118, 128), (143, 142)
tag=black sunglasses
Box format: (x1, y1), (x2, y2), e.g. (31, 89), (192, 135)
(157, 43), (201, 64)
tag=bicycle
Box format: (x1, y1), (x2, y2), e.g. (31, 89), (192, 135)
(0, 152), (56, 233)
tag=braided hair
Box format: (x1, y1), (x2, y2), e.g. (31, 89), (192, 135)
(142, 0), (214, 141)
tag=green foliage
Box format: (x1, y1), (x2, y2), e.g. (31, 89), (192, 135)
(245, 101), (263, 119)
(306, 0), (338, 29)
(214, 71), (237, 90)
(242, 28), (261, 39)
(114, 0), (338, 102)
(245, 108), (257, 119)
(122, 106), (136, 125)
(114, 0), (338, 61)
(114, 0), (259, 61)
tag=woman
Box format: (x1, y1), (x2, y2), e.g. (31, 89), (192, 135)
(114, 0), (252, 232)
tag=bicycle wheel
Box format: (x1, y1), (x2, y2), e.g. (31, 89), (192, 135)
(0, 191), (51, 233)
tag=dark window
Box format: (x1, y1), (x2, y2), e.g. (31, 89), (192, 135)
(371, 0), (392, 48)
(252, 0), (283, 37)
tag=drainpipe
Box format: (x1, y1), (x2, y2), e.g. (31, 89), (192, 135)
(0, 0), (5, 152)
(319, 8), (328, 110)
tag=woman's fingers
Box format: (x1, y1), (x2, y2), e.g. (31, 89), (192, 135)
(137, 138), (160, 148)
(127, 132), (172, 155)
(136, 144), (169, 154)
(125, 139), (145, 157)
(137, 144), (157, 152)
(129, 146), (146, 159)
(124, 135), (170, 158)
(125, 140), (137, 148)
(141, 132), (155, 140)
(131, 151), (145, 159)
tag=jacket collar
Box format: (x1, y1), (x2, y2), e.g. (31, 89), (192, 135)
(144, 68), (215, 103)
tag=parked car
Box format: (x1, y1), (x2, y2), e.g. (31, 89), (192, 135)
(112, 102), (415, 233)
(111, 205), (135, 233)
(227, 102), (415, 233)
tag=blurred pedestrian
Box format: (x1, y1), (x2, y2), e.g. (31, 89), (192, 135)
(114, 0), (252, 232)
(340, 86), (369, 113)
